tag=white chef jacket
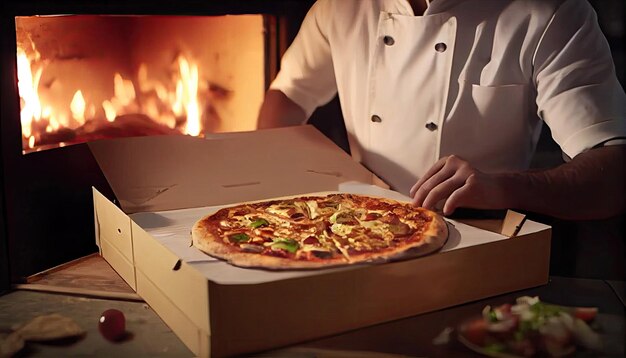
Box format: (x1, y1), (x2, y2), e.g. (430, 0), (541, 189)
(270, 0), (626, 194)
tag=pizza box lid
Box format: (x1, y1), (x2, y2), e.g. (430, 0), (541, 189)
(87, 125), (376, 214)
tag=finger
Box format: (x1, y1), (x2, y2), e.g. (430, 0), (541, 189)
(443, 180), (474, 216)
(412, 164), (458, 207)
(409, 157), (448, 198)
(421, 173), (468, 210)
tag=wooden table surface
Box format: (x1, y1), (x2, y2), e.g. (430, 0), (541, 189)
(1, 254), (624, 357)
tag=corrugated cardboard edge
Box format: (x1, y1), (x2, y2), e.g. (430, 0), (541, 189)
(501, 210), (527, 237)
(457, 209), (527, 238)
(93, 188), (100, 249)
(132, 221), (210, 334)
(93, 188), (137, 290)
(136, 267), (210, 356)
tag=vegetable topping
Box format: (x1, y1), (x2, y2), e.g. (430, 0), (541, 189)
(228, 233), (250, 243)
(269, 239), (299, 253)
(460, 296), (602, 357)
(250, 218), (269, 228)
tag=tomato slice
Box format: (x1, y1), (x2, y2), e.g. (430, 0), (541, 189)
(461, 318), (488, 346)
(573, 307), (598, 322)
(496, 303), (512, 314)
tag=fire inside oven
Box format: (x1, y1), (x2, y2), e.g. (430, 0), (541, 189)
(15, 15), (266, 153)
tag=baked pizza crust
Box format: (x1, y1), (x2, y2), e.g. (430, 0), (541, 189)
(191, 193), (449, 270)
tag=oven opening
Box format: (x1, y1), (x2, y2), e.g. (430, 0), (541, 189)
(16, 14), (266, 154)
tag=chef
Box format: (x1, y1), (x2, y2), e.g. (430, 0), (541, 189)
(257, 0), (625, 220)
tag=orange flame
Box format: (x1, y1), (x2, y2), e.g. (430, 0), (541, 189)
(70, 90), (86, 125)
(17, 42), (207, 152)
(16, 47), (42, 141)
(177, 56), (201, 136)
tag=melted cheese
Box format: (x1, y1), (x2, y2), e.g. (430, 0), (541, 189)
(266, 205), (291, 217)
(305, 200), (320, 219)
(360, 220), (387, 237)
(273, 228), (293, 238)
(301, 244), (331, 252)
(331, 223), (353, 236)
(330, 237), (351, 261)
(225, 214), (254, 227)
(349, 237), (371, 251)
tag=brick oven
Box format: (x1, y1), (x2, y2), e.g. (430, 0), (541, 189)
(1, 0), (317, 283)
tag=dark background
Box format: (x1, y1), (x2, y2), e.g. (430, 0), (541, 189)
(0, 144), (7, 294)
(1, 0), (624, 293)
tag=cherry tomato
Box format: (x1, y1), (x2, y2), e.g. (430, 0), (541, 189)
(98, 309), (126, 341)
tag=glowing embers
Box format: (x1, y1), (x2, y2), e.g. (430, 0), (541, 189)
(17, 43), (206, 153)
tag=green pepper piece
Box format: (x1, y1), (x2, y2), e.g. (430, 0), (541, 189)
(518, 320), (533, 333)
(531, 302), (562, 318)
(270, 239), (299, 253)
(228, 233), (250, 243)
(484, 343), (507, 353)
(250, 218), (269, 228)
(513, 330), (525, 342)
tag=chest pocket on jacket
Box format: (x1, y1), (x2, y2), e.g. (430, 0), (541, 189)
(470, 83), (527, 125)
(442, 81), (532, 172)
(447, 80), (528, 135)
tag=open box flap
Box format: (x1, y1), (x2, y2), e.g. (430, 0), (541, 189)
(88, 125), (374, 214)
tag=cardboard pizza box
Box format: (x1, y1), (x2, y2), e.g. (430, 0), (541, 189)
(91, 125), (551, 357)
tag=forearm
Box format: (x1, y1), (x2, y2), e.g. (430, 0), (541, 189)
(499, 145), (625, 220)
(257, 89), (306, 129)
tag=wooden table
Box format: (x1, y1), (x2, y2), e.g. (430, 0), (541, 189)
(1, 255), (624, 357)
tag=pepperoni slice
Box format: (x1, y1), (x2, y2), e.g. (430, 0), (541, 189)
(303, 236), (319, 245)
(363, 212), (382, 221)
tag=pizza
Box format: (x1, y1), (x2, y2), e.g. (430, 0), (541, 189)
(191, 193), (448, 269)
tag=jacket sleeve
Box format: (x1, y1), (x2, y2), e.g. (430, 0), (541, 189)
(533, 0), (626, 158)
(269, 0), (338, 119)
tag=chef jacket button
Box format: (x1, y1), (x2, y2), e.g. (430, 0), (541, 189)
(383, 35), (395, 46)
(435, 42), (447, 52)
(425, 122), (438, 131)
(371, 115), (383, 123)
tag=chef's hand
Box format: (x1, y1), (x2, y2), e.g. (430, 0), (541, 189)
(409, 155), (507, 216)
